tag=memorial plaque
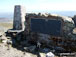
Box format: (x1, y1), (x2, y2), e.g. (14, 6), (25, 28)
(31, 18), (62, 36)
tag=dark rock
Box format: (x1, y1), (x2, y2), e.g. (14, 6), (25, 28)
(42, 48), (50, 53)
(24, 45), (36, 52)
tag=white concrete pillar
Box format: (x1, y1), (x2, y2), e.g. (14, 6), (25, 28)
(13, 5), (26, 30)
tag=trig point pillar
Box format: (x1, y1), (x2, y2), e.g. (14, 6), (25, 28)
(13, 5), (26, 30)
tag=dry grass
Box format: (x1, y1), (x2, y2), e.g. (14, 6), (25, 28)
(0, 22), (13, 28)
(0, 22), (13, 32)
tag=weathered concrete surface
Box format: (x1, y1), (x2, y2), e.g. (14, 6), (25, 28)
(13, 5), (25, 30)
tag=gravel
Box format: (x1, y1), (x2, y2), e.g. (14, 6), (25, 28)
(0, 44), (37, 57)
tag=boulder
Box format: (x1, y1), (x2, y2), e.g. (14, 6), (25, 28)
(0, 32), (2, 37)
(28, 13), (75, 42)
(25, 45), (36, 52)
(39, 53), (46, 57)
(72, 28), (76, 34)
(42, 48), (50, 53)
(46, 52), (55, 57)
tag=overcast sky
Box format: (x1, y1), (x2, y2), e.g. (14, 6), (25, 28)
(0, 0), (76, 13)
